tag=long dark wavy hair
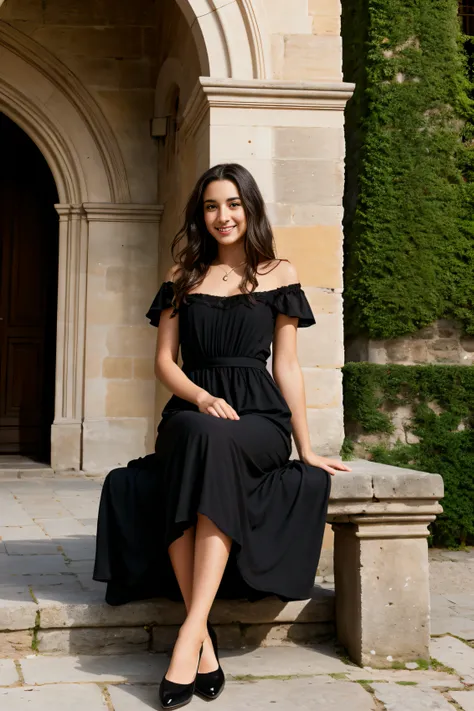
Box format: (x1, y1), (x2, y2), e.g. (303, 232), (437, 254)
(171, 163), (277, 306)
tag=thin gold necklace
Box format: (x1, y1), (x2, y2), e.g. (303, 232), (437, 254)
(215, 260), (246, 282)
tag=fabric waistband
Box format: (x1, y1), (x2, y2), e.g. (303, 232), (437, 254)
(183, 356), (267, 372)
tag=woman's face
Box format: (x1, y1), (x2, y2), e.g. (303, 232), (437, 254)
(202, 180), (247, 246)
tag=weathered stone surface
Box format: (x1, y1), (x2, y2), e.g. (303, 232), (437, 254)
(0, 684), (108, 710)
(0, 659), (19, 686)
(242, 622), (335, 647)
(0, 554), (68, 575)
(0, 495), (33, 526)
(372, 683), (456, 709)
(109, 678), (376, 711)
(55, 538), (97, 561)
(333, 459), (443, 500)
(430, 561), (474, 596)
(344, 668), (463, 687)
(335, 524), (431, 666)
(274, 127), (344, 162)
(37, 627), (149, 655)
(37, 593), (181, 628)
(451, 691), (474, 711)
(444, 593), (474, 609)
(151, 625), (181, 652)
(211, 588), (334, 624)
(35, 517), (89, 537)
(431, 616), (474, 640)
(0, 600), (37, 632)
(278, 35), (343, 82)
(372, 468), (443, 500)
(0, 631), (33, 657)
(302, 367), (342, 409)
(328, 470), (373, 500)
(223, 645), (351, 676)
(431, 636), (474, 678)
(20, 653), (159, 685)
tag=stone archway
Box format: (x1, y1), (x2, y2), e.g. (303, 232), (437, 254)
(174, 0), (270, 79)
(0, 23), (133, 470)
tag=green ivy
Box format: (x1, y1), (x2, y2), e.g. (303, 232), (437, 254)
(342, 0), (474, 339)
(342, 362), (474, 547)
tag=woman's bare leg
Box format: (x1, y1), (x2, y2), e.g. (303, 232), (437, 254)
(165, 514), (231, 683)
(168, 526), (218, 674)
(168, 527), (195, 610)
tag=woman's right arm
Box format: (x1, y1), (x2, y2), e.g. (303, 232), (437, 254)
(154, 272), (239, 420)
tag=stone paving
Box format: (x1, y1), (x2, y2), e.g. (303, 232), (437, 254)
(0, 471), (474, 709)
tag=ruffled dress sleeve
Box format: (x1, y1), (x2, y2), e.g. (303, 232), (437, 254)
(145, 281), (176, 327)
(271, 283), (315, 328)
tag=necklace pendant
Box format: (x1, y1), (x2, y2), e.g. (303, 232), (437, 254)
(223, 274), (229, 281)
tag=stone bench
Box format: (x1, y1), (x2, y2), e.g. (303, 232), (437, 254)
(328, 459), (444, 667)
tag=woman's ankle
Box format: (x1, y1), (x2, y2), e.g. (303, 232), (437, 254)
(179, 616), (208, 640)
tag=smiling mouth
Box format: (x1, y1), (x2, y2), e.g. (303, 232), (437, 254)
(217, 226), (235, 234)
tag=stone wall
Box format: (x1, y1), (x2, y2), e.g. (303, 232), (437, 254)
(347, 321), (474, 366)
(266, 0), (342, 81)
(346, 321), (473, 459)
(346, 319), (474, 365)
(263, 0), (345, 454)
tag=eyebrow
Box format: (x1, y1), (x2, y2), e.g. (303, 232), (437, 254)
(203, 197), (241, 203)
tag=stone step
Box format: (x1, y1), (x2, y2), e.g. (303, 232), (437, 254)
(0, 458), (54, 479)
(0, 469), (54, 479)
(0, 586), (335, 656)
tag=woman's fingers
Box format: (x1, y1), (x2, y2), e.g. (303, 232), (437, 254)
(204, 398), (240, 420)
(321, 460), (352, 476)
(223, 403), (239, 420)
(214, 403), (228, 419)
(215, 399), (240, 420)
(328, 459), (352, 471)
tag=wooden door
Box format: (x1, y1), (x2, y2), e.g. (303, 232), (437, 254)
(0, 114), (59, 461)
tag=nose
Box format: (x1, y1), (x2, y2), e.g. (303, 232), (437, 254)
(216, 205), (230, 224)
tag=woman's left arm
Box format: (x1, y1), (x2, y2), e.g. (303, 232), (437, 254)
(272, 315), (351, 477)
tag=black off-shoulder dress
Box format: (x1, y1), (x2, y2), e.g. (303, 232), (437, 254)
(93, 282), (331, 605)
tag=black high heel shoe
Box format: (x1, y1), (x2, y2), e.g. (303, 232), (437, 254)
(159, 645), (203, 710)
(194, 622), (225, 701)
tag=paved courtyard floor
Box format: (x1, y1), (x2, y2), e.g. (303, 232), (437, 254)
(0, 471), (474, 709)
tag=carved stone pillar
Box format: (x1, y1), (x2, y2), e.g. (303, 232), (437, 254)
(50, 204), (88, 471)
(328, 459), (444, 667)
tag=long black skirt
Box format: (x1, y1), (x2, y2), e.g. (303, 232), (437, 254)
(93, 410), (331, 606)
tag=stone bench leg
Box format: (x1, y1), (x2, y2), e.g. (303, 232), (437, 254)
(333, 514), (435, 667)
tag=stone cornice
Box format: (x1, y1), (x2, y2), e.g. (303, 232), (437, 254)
(82, 203), (164, 223)
(181, 77), (355, 138)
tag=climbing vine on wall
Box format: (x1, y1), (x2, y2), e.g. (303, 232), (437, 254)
(342, 0), (474, 339)
(342, 362), (474, 547)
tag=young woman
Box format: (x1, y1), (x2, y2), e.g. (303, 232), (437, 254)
(93, 163), (351, 709)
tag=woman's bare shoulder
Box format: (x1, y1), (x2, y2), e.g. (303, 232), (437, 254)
(258, 259), (299, 287)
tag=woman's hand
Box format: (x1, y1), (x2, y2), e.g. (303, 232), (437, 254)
(301, 451), (352, 477)
(196, 391), (240, 420)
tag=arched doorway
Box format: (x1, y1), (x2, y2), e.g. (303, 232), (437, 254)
(0, 112), (59, 463)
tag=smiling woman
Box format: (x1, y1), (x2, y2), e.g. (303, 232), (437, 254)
(170, 164), (279, 304)
(93, 162), (351, 710)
